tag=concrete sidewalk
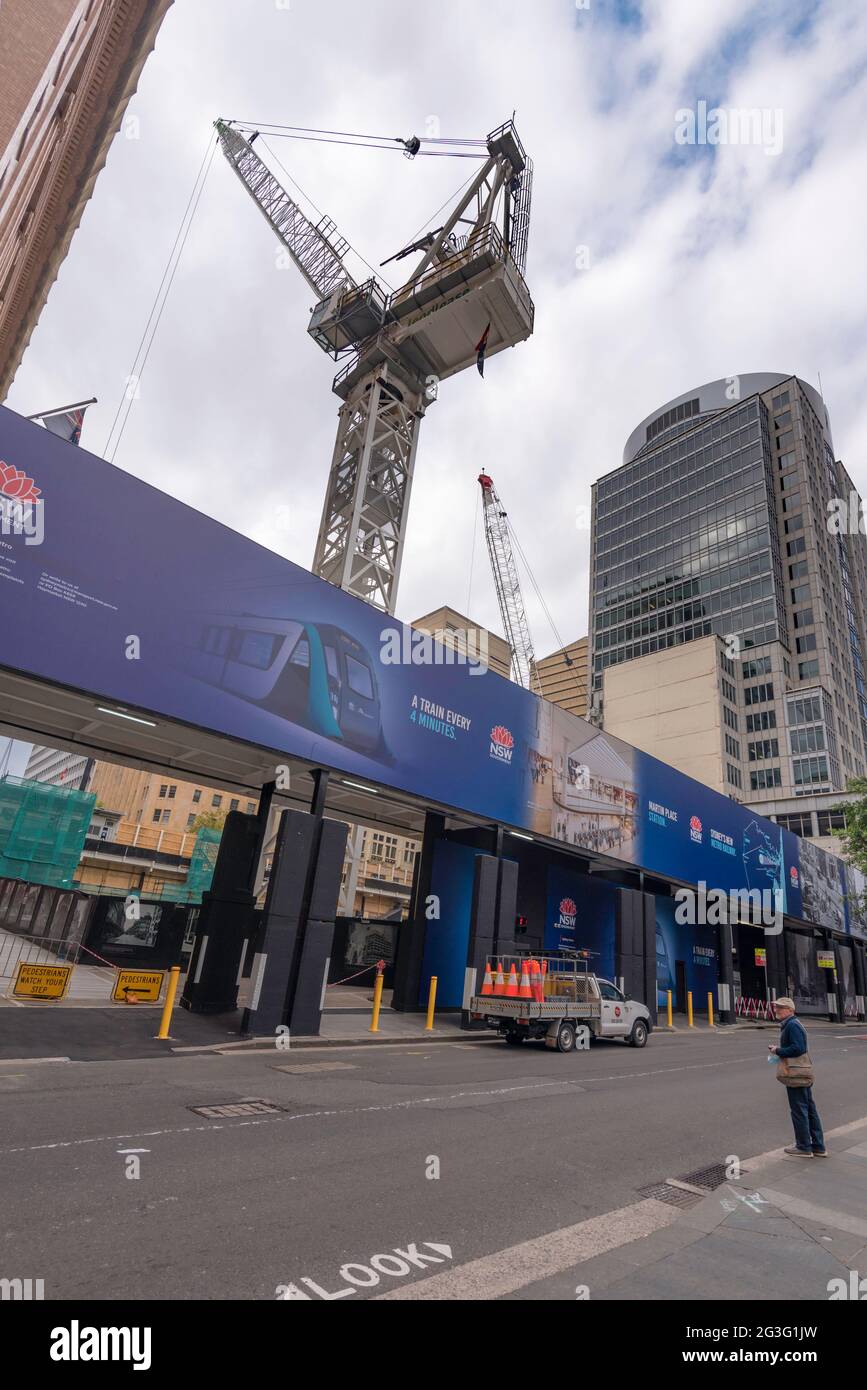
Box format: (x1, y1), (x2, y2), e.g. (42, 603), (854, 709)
(514, 1117), (867, 1301)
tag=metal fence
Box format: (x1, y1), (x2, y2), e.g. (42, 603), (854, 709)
(0, 930), (82, 981)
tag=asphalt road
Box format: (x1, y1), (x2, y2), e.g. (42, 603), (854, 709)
(2, 1024), (865, 1301)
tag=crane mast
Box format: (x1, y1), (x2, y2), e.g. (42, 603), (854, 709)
(215, 117), (535, 613)
(478, 472), (539, 693)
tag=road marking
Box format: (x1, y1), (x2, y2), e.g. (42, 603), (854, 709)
(274, 1062), (357, 1074)
(376, 1200), (676, 1301)
(278, 1243), (454, 1300)
(0, 1055), (856, 1161)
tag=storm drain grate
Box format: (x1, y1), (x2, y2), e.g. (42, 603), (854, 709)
(636, 1182), (704, 1210)
(189, 1099), (285, 1119)
(676, 1162), (729, 1191)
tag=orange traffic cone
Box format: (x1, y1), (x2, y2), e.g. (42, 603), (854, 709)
(540, 960), (548, 997)
(505, 963), (519, 998)
(529, 959), (542, 1002)
(481, 961), (494, 996)
(518, 960), (533, 1000)
(492, 961), (506, 996)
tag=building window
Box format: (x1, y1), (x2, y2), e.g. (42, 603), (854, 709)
(212, 795), (222, 808)
(798, 660), (820, 678)
(793, 756), (829, 786)
(230, 799), (239, 811)
(750, 767), (782, 790)
(168, 785), (177, 799)
(727, 763), (742, 789)
(816, 810), (846, 835)
(787, 537), (806, 557)
(159, 784), (168, 798)
(748, 739), (779, 760)
(776, 811), (813, 836)
(152, 810), (162, 823)
(192, 789), (202, 803)
(744, 682), (774, 706)
(186, 815), (196, 829)
(791, 727), (826, 755)
(246, 802), (256, 814)
(742, 656), (771, 679)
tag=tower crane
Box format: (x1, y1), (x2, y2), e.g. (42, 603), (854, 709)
(214, 118), (534, 613)
(478, 471), (540, 693)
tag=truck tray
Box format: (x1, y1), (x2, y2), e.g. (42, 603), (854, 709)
(470, 996), (601, 1020)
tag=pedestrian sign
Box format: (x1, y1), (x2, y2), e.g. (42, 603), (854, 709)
(112, 969), (165, 1003)
(12, 962), (73, 1000)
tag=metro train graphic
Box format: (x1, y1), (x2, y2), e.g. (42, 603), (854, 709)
(183, 614), (386, 756)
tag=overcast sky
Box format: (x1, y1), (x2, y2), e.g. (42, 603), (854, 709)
(6, 0), (867, 687)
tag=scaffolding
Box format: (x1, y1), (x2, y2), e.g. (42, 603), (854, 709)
(0, 776), (95, 888)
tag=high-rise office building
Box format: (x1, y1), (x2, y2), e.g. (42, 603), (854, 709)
(0, 0), (174, 396)
(591, 374), (867, 824)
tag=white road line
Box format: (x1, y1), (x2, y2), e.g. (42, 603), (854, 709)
(0, 1053), (767, 1158)
(0, 1056), (761, 1156)
(376, 1198), (677, 1301)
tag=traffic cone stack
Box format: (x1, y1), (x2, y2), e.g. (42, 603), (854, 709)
(529, 959), (543, 1002)
(492, 961), (506, 996)
(505, 963), (519, 998)
(518, 960), (533, 1000)
(481, 961), (494, 996)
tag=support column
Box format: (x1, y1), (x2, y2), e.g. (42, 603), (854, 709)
(181, 811), (260, 1014)
(391, 811), (444, 1012)
(717, 918), (736, 1025)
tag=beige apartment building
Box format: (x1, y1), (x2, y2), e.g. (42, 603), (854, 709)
(411, 605), (511, 679)
(535, 636), (589, 717)
(0, 0), (174, 395)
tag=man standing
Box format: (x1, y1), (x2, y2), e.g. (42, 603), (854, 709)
(769, 997), (826, 1157)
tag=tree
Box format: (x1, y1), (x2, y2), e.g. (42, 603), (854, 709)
(833, 779), (867, 920)
(189, 809), (227, 835)
(834, 779), (865, 870)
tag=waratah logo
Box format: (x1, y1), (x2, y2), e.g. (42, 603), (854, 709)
(0, 461), (41, 503)
(558, 896), (577, 927)
(489, 725), (514, 764)
(690, 815), (703, 844)
(790, 865), (799, 886)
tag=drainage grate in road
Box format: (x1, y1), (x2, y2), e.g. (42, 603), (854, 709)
(189, 1099), (285, 1119)
(636, 1182), (704, 1210)
(676, 1162), (729, 1191)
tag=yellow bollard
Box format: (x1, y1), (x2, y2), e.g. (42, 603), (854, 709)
(687, 991), (694, 1027)
(425, 975), (438, 1031)
(707, 992), (715, 1028)
(666, 990), (673, 1028)
(156, 965), (181, 1040)
(369, 970), (384, 1033)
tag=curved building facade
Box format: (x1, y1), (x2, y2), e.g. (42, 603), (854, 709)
(591, 374), (867, 812)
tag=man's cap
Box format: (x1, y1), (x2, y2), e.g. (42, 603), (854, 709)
(774, 997), (795, 1010)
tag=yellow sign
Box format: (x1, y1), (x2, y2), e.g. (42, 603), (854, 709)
(817, 951), (836, 970)
(12, 962), (73, 1000)
(754, 948), (767, 967)
(112, 969), (165, 1003)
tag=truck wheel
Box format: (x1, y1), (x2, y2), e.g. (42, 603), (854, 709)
(504, 1030), (524, 1046)
(556, 1022), (576, 1053)
(629, 1019), (648, 1048)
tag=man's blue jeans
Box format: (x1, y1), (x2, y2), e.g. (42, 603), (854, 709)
(786, 1085), (824, 1151)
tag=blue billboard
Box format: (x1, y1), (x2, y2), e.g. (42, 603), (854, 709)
(0, 404), (847, 930)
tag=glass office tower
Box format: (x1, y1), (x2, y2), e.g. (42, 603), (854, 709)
(591, 374), (867, 804)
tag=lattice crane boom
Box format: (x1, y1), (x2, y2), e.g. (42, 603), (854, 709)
(478, 472), (540, 693)
(215, 120), (356, 300)
(215, 116), (535, 614)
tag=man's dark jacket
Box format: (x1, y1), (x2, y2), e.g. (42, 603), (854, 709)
(777, 1015), (808, 1058)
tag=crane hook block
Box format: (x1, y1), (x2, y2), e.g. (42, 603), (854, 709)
(401, 134), (421, 159)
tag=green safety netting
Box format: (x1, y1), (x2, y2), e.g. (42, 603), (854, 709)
(159, 826), (221, 903)
(0, 776), (96, 888)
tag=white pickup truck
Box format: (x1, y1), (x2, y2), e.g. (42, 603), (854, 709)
(470, 959), (652, 1052)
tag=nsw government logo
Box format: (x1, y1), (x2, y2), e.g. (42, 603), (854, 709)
(489, 725), (514, 765)
(558, 896), (577, 929)
(790, 865), (799, 888)
(689, 815), (703, 845)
